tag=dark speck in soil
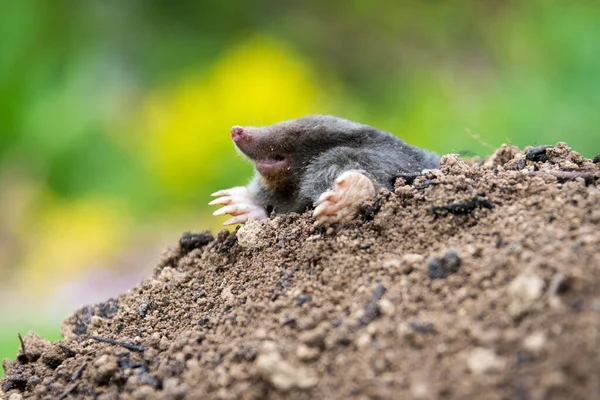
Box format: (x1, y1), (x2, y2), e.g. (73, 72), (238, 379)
(297, 295), (312, 306)
(430, 196), (494, 216)
(428, 250), (461, 279)
(410, 321), (436, 333)
(395, 173), (422, 185)
(359, 281), (386, 326)
(179, 231), (214, 252)
(525, 145), (553, 163)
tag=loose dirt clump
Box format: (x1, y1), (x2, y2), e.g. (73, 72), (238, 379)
(2, 143), (600, 400)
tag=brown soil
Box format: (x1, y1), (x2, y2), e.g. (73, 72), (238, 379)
(2, 143), (600, 400)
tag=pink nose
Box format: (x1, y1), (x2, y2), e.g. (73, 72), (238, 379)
(231, 126), (247, 142)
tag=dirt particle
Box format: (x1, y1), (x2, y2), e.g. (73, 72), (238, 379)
(358, 281), (386, 326)
(402, 253), (425, 266)
(410, 375), (433, 400)
(158, 267), (187, 283)
(163, 377), (186, 398)
(220, 286), (236, 306)
(430, 196), (494, 216)
(593, 298), (600, 311)
(440, 154), (471, 175)
(409, 321), (436, 334)
(508, 273), (545, 317)
(2, 376), (27, 392)
(523, 331), (547, 354)
(138, 297), (151, 318)
(525, 145), (553, 163)
(255, 342), (317, 391)
(428, 250), (461, 279)
(179, 231), (214, 253)
(378, 299), (396, 316)
(91, 354), (118, 384)
(40, 345), (70, 370)
(483, 144), (520, 168)
(296, 295), (311, 306)
(298, 326), (327, 348)
(237, 220), (274, 249)
(355, 333), (372, 349)
(467, 348), (506, 375)
(382, 257), (401, 270)
(19, 332), (51, 362)
(296, 344), (321, 361)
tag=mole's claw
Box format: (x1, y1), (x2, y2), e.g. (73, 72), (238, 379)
(213, 205), (236, 216)
(211, 187), (247, 197)
(209, 195), (247, 206)
(223, 215), (249, 225)
(209, 197), (229, 206)
(335, 175), (346, 185)
(313, 202), (328, 217)
(214, 204), (254, 216)
(312, 170), (375, 225)
(210, 186), (268, 224)
(317, 190), (337, 203)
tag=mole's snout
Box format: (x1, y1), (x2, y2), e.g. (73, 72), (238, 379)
(231, 126), (248, 142)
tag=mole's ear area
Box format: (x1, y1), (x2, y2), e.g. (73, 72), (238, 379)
(313, 170), (376, 225)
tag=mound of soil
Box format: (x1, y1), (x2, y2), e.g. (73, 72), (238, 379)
(2, 143), (600, 400)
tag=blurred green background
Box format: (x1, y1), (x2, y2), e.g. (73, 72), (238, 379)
(1, 1), (599, 375)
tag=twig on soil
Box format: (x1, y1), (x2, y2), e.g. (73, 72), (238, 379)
(71, 361), (87, 381)
(430, 196), (494, 215)
(413, 179), (440, 190)
(361, 193), (389, 221)
(526, 170), (596, 185)
(58, 383), (78, 400)
(58, 344), (77, 357)
(88, 335), (147, 352)
(17, 332), (26, 355)
(359, 281), (386, 327)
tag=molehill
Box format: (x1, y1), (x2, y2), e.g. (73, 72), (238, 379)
(2, 143), (599, 400)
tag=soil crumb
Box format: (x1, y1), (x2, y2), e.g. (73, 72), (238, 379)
(2, 142), (600, 400)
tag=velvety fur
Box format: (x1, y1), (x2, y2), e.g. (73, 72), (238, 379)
(242, 115), (440, 215)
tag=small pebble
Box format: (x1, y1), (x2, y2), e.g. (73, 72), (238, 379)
(467, 348), (505, 375)
(523, 331), (547, 354)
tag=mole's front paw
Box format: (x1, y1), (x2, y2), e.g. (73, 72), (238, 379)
(313, 170), (376, 225)
(209, 187), (268, 225)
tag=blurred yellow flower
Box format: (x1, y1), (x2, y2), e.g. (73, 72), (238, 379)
(17, 195), (131, 293)
(138, 35), (323, 196)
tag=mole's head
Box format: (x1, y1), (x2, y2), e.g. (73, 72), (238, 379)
(230, 115), (379, 188)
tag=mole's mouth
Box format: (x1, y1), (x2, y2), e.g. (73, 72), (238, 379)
(255, 156), (289, 174)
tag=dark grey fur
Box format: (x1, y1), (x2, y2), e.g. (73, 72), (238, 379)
(240, 115), (440, 214)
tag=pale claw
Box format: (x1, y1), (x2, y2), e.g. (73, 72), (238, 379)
(317, 189), (340, 203)
(213, 204), (253, 217)
(313, 201), (328, 218)
(208, 195), (249, 206)
(223, 215), (249, 226)
(312, 170), (375, 225)
(211, 187), (249, 197)
(209, 186), (268, 225)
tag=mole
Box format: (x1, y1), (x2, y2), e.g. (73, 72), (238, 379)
(210, 115), (440, 225)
